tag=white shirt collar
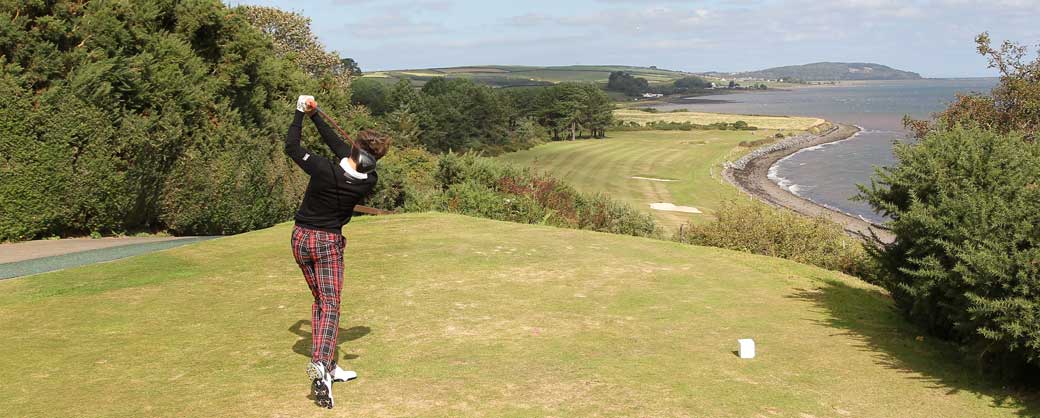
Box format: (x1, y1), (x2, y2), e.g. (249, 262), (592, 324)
(339, 158), (368, 180)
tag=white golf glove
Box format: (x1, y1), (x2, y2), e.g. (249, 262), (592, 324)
(297, 95), (315, 113)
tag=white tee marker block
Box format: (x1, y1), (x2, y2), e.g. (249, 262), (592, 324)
(738, 339), (756, 359)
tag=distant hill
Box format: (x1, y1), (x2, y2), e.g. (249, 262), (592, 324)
(364, 65), (693, 87)
(711, 62), (922, 81)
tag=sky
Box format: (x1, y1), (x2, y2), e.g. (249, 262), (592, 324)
(229, 0), (1040, 78)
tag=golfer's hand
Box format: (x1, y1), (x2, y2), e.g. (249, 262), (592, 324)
(305, 98), (318, 116)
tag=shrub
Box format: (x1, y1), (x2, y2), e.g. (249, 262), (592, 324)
(437, 181), (546, 224)
(739, 138), (775, 148)
(367, 149), (658, 238)
(676, 200), (875, 278)
(367, 147), (439, 212)
(859, 125), (1040, 374)
(574, 193), (659, 237)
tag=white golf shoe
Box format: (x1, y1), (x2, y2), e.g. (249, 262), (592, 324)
(307, 362), (334, 409)
(332, 364), (358, 382)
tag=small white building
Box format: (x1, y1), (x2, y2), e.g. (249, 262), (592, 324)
(642, 93), (664, 99)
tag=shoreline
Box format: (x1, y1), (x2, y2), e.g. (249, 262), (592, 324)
(723, 123), (895, 244)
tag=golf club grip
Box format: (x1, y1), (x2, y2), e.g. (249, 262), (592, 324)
(316, 108), (357, 149)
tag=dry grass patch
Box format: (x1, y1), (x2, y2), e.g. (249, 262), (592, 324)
(615, 109), (826, 131)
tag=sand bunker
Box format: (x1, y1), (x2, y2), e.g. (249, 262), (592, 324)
(649, 203), (702, 214)
(631, 176), (678, 182)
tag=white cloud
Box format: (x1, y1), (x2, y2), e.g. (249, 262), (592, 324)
(344, 10), (444, 38)
(284, 0), (1037, 76)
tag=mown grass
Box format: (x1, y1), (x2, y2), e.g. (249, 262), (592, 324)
(614, 109), (826, 131)
(0, 213), (1034, 417)
(498, 130), (771, 230)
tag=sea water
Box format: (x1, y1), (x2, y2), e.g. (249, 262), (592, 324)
(653, 78), (998, 223)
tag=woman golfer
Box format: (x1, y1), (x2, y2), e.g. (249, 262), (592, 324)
(285, 96), (390, 409)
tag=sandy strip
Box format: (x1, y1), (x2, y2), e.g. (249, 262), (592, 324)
(723, 123), (895, 244)
(631, 176), (678, 182)
(650, 203), (703, 214)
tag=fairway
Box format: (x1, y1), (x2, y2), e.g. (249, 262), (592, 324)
(498, 130), (769, 230)
(0, 213), (1033, 417)
(614, 109), (826, 131)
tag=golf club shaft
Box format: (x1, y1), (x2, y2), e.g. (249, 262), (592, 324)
(315, 108), (357, 149)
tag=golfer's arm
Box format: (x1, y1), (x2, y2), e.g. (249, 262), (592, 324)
(311, 113), (352, 160)
(285, 110), (323, 176)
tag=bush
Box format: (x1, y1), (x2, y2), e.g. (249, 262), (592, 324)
(675, 200), (875, 278)
(366, 147), (439, 212)
(859, 125), (1040, 374)
(367, 150), (659, 238)
(739, 138), (775, 148)
(438, 181), (546, 224)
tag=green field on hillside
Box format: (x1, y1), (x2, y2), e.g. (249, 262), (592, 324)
(364, 65), (692, 87)
(0, 214), (1034, 417)
(498, 130), (782, 230)
(614, 109), (827, 131)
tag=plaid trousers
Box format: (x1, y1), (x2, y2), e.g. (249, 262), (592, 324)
(291, 225), (345, 369)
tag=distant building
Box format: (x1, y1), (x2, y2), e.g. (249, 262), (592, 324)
(642, 93), (664, 98)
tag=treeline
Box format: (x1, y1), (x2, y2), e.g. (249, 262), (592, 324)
(0, 1), (354, 241)
(352, 78), (613, 153)
(606, 71), (651, 96)
(606, 71), (722, 96)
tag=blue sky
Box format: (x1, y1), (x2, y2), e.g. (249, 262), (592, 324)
(229, 0), (1039, 77)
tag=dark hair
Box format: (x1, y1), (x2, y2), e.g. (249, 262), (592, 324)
(355, 130), (391, 160)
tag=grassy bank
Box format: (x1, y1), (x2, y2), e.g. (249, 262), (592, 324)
(0, 213), (1034, 417)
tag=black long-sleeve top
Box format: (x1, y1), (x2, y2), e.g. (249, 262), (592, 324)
(285, 110), (378, 234)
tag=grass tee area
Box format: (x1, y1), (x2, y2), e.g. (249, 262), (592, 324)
(498, 130), (766, 230)
(0, 213), (1034, 417)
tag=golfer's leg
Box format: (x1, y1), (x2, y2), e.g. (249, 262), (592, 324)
(292, 227), (324, 359)
(312, 236), (344, 369)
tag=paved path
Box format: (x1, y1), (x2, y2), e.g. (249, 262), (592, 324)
(724, 123), (895, 244)
(0, 236), (218, 280)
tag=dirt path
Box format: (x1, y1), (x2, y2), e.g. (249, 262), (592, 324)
(0, 236), (217, 280)
(723, 124), (895, 244)
(0, 236), (192, 264)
